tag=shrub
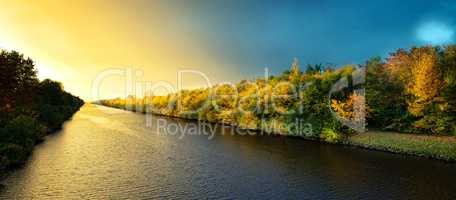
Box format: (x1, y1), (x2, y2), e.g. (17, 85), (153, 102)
(37, 104), (65, 130)
(1, 115), (37, 147)
(414, 114), (455, 135)
(320, 128), (342, 143)
(0, 143), (31, 168)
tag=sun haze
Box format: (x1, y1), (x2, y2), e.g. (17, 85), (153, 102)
(1, 0), (455, 100)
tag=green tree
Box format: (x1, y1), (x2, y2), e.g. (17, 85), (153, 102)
(0, 50), (39, 120)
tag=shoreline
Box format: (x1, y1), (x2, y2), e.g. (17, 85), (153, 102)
(347, 131), (456, 162)
(99, 104), (456, 162)
(0, 109), (82, 182)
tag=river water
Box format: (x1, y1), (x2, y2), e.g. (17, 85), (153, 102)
(1, 104), (455, 199)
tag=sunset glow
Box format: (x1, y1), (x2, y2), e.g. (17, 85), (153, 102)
(0, 0), (232, 100)
(1, 0), (455, 101)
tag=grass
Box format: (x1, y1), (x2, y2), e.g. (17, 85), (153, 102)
(347, 131), (456, 161)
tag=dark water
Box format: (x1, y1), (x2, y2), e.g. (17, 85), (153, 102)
(1, 104), (455, 199)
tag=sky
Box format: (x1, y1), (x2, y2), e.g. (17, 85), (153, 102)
(0, 0), (455, 100)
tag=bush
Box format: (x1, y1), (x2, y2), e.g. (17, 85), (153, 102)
(320, 128), (342, 143)
(0, 143), (31, 168)
(414, 114), (455, 135)
(37, 104), (65, 130)
(1, 115), (37, 147)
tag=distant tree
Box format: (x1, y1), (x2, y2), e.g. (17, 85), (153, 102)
(305, 63), (324, 75)
(288, 58), (301, 83)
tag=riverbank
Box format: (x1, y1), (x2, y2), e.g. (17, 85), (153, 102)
(97, 104), (456, 162)
(0, 107), (82, 175)
(347, 131), (456, 161)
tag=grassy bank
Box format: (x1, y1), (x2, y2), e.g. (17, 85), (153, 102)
(347, 131), (456, 161)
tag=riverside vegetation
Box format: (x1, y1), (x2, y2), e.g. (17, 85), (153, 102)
(0, 50), (84, 172)
(99, 45), (456, 161)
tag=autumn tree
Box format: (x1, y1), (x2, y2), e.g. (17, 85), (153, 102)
(288, 58), (301, 83)
(407, 47), (443, 116)
(385, 46), (443, 116)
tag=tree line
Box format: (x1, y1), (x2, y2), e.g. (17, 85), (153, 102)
(0, 50), (84, 170)
(98, 45), (456, 142)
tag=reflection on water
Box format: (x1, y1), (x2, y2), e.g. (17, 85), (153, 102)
(1, 104), (455, 199)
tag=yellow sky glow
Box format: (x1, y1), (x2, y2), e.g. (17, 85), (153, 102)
(0, 1), (239, 100)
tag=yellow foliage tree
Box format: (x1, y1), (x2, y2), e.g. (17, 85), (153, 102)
(408, 47), (443, 116)
(331, 92), (369, 123)
(385, 47), (443, 117)
(288, 58), (300, 82)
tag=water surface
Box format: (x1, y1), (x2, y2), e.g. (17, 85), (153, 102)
(1, 104), (455, 199)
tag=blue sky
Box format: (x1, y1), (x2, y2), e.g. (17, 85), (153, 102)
(165, 0), (455, 71)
